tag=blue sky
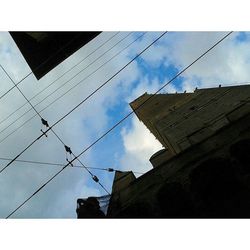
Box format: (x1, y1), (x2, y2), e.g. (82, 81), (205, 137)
(0, 31), (250, 218)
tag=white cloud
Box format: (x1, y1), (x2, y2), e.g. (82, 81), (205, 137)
(119, 73), (177, 175)
(1, 31), (250, 218)
(118, 31), (250, 179)
(0, 31), (144, 218)
(120, 116), (163, 174)
(141, 32), (250, 90)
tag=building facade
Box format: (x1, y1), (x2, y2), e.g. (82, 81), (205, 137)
(77, 85), (250, 218)
(106, 85), (250, 218)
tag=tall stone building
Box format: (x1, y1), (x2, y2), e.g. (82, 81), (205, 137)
(130, 85), (250, 157)
(77, 84), (250, 218)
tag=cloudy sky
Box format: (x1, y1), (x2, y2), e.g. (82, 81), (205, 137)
(0, 31), (249, 218)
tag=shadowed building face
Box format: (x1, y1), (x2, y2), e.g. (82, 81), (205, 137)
(10, 32), (101, 80)
(190, 157), (250, 217)
(76, 197), (105, 218)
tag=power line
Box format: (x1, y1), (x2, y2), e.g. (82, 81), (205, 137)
(5, 165), (67, 219)
(0, 64), (111, 196)
(5, 31), (233, 219)
(0, 31), (158, 199)
(0, 32), (150, 173)
(0, 32), (128, 138)
(0, 32), (120, 128)
(69, 32), (234, 160)
(0, 32), (86, 101)
(48, 129), (111, 195)
(2, 35), (114, 194)
(0, 156), (145, 174)
(0, 32), (122, 130)
(0, 65), (42, 118)
(0, 32), (145, 144)
(34, 32), (167, 137)
(2, 33), (132, 210)
(4, 31), (168, 218)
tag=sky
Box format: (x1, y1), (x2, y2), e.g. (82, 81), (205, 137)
(0, 31), (250, 218)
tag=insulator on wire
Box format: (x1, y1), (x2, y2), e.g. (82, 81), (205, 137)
(92, 175), (99, 183)
(65, 145), (73, 166)
(40, 118), (49, 137)
(66, 158), (74, 167)
(107, 168), (114, 172)
(64, 145), (72, 154)
(41, 118), (49, 127)
(40, 129), (48, 137)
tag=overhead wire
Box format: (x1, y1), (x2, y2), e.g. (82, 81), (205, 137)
(0, 32), (85, 101)
(25, 32), (166, 137)
(0, 32), (154, 200)
(0, 32), (145, 144)
(5, 31), (233, 218)
(0, 32), (161, 207)
(0, 156), (145, 174)
(0, 64), (111, 196)
(0, 32), (123, 131)
(49, 126), (111, 194)
(3, 31), (168, 218)
(61, 32), (234, 162)
(0, 32), (120, 128)
(5, 165), (68, 219)
(0, 32), (125, 136)
(0, 32), (150, 174)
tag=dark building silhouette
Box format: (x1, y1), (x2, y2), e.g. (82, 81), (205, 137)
(77, 84), (250, 218)
(157, 182), (195, 218)
(107, 85), (250, 218)
(76, 197), (105, 218)
(10, 32), (101, 79)
(189, 157), (250, 217)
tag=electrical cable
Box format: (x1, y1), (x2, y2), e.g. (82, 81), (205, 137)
(1, 33), (151, 198)
(70, 32), (234, 160)
(3, 31), (168, 218)
(0, 156), (145, 174)
(0, 32), (122, 129)
(0, 32), (145, 144)
(5, 165), (67, 219)
(28, 32), (167, 137)
(0, 32), (156, 196)
(53, 129), (111, 194)
(0, 31), (150, 174)
(5, 31), (233, 218)
(0, 65), (111, 195)
(0, 32), (86, 101)
(0, 32), (120, 128)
